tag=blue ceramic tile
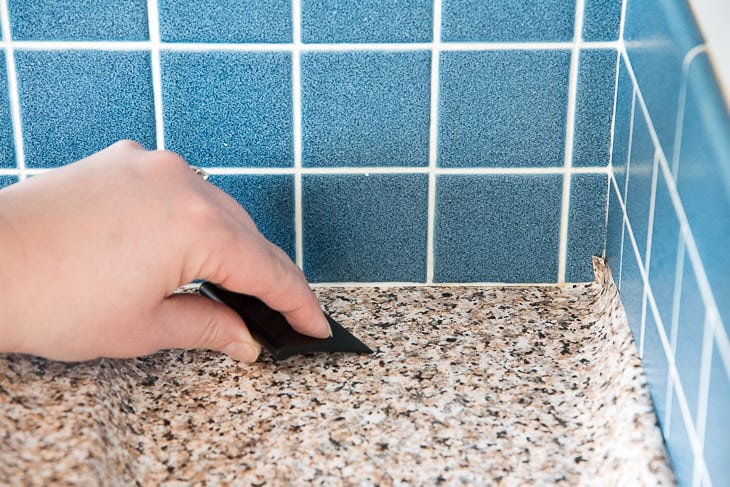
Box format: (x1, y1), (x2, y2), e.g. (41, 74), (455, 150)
(438, 50), (570, 168)
(208, 175), (295, 261)
(648, 165), (681, 329)
(441, 0), (574, 42)
(573, 50), (617, 167)
(301, 51), (430, 168)
(642, 307), (669, 430)
(667, 393), (694, 487)
(0, 175), (18, 189)
(566, 174), (607, 282)
(158, 0), (291, 43)
(619, 225), (644, 342)
(611, 57), (634, 198)
(582, 0), (622, 41)
(9, 0), (148, 41)
(605, 180), (625, 281)
(675, 52), (730, 332)
(434, 175), (562, 283)
(302, 0), (432, 43)
(624, 108), (656, 262)
(675, 254), (706, 421)
(15, 50), (155, 168)
(161, 52), (292, 168)
(0, 52), (15, 168)
(623, 0), (702, 161)
(302, 174), (428, 282)
(705, 342), (730, 486)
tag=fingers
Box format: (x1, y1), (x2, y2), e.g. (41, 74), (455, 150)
(203, 229), (332, 339)
(152, 293), (261, 362)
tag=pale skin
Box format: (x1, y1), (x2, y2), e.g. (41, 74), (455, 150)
(0, 140), (331, 362)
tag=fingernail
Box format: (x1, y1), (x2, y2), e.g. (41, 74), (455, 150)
(223, 341), (260, 362)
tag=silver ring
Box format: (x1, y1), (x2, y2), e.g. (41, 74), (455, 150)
(190, 166), (210, 181)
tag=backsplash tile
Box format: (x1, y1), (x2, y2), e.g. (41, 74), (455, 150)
(581, 0), (622, 41)
(0, 175), (17, 188)
(440, 0), (574, 42)
(642, 307), (670, 430)
(434, 174), (562, 283)
(301, 0), (432, 43)
(301, 51), (430, 167)
(208, 175), (295, 261)
(619, 226), (644, 341)
(647, 165), (681, 329)
(0, 52), (14, 168)
(607, 1), (730, 482)
(302, 174), (428, 283)
(438, 50), (570, 168)
(705, 344), (730, 486)
(623, 107), (655, 260)
(610, 57), (633, 196)
(161, 51), (293, 168)
(674, 52), (730, 333)
(572, 49), (617, 167)
(158, 0), (292, 43)
(674, 255), (705, 421)
(623, 0), (702, 161)
(566, 173), (607, 282)
(8, 0), (149, 41)
(15, 50), (155, 167)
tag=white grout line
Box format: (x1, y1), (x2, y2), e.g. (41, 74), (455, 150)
(671, 45), (707, 176)
(425, 0), (442, 285)
(192, 165), (611, 176)
(0, 0), (26, 179)
(292, 0), (304, 270)
(638, 151), (660, 356)
(2, 39), (620, 53)
(663, 230), (686, 435)
(695, 309), (716, 447)
(557, 0), (585, 285)
(146, 0), (165, 150)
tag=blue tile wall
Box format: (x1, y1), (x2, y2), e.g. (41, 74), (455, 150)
(302, 174), (428, 283)
(623, 0), (702, 162)
(161, 51), (293, 168)
(674, 52), (730, 334)
(582, 0), (622, 41)
(438, 50), (570, 168)
(301, 0), (432, 43)
(605, 182), (625, 282)
(0, 52), (15, 168)
(0, 175), (18, 189)
(15, 50), (155, 167)
(158, 0), (291, 43)
(208, 175), (296, 261)
(566, 173), (607, 282)
(8, 0), (149, 41)
(643, 307), (670, 430)
(572, 50), (617, 167)
(705, 344), (730, 486)
(611, 57), (634, 197)
(607, 1), (730, 484)
(434, 175), (562, 283)
(301, 51), (431, 167)
(440, 0), (574, 42)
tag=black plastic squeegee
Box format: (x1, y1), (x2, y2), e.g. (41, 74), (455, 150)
(199, 282), (372, 360)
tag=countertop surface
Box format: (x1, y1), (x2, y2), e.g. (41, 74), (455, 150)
(0, 259), (674, 486)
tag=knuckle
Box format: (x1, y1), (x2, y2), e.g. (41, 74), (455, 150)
(113, 139), (145, 152)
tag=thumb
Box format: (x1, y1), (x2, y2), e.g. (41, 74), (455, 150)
(152, 293), (261, 362)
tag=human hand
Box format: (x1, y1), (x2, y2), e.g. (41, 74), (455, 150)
(0, 140), (330, 362)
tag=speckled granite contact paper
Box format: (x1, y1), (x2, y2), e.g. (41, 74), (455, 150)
(0, 259), (675, 485)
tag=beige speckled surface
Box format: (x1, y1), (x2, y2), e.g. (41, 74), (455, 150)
(0, 259), (674, 485)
